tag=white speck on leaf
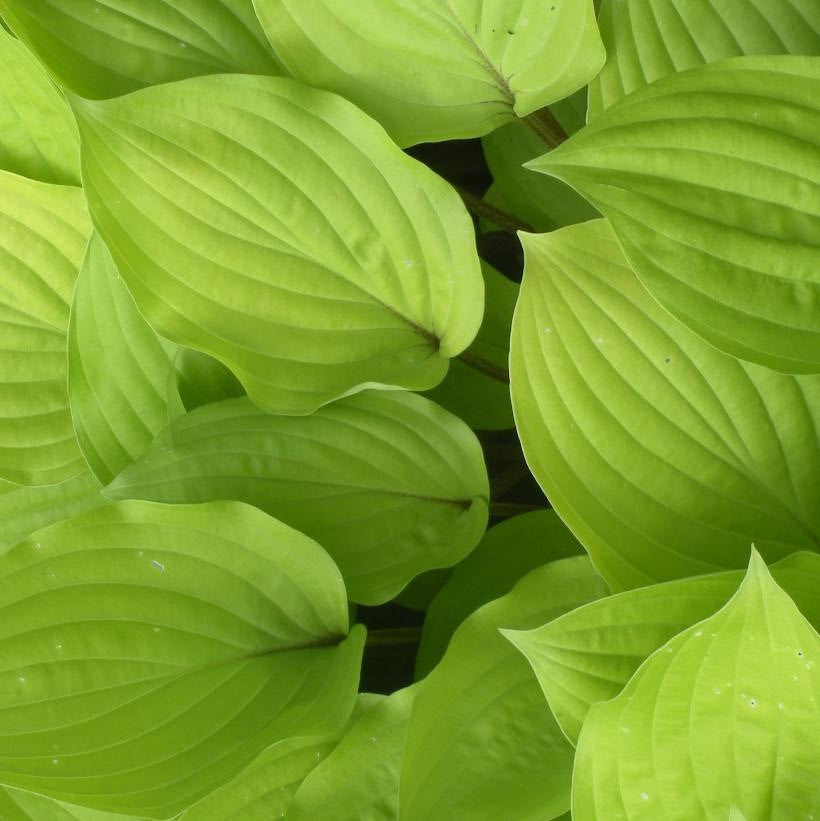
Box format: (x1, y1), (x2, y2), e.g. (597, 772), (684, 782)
(640, 792), (649, 801)
(151, 559), (165, 572)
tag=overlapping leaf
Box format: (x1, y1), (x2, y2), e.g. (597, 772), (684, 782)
(0, 471), (104, 554)
(572, 552), (820, 820)
(0, 0), (283, 98)
(105, 390), (489, 605)
(416, 509), (584, 677)
(400, 557), (608, 821)
(288, 686), (417, 821)
(253, 0), (604, 145)
(179, 695), (380, 821)
(0, 500), (364, 817)
(0, 786), (138, 820)
(0, 171), (91, 485)
(511, 219), (820, 590)
(68, 233), (176, 484)
(530, 56), (820, 372)
(589, 0), (820, 118)
(0, 26), (79, 184)
(423, 262), (515, 430)
(170, 348), (244, 416)
(507, 551), (820, 745)
(72, 74), (484, 414)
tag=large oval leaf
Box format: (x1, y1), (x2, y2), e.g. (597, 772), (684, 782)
(72, 74), (483, 414)
(0, 26), (79, 184)
(400, 557), (608, 821)
(506, 551), (820, 745)
(510, 219), (820, 590)
(105, 390), (489, 605)
(530, 56), (820, 373)
(0, 171), (91, 485)
(0, 500), (364, 817)
(68, 233), (176, 484)
(253, 0), (604, 146)
(0, 0), (283, 98)
(589, 0), (820, 119)
(572, 551), (820, 819)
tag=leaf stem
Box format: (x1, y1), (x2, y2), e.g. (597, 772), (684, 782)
(457, 350), (510, 384)
(456, 186), (533, 234)
(522, 108), (568, 148)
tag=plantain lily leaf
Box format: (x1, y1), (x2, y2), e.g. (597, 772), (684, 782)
(589, 0), (820, 119)
(416, 509), (585, 677)
(0, 0), (284, 98)
(530, 56), (820, 373)
(105, 390), (489, 605)
(0, 471), (105, 554)
(0, 26), (79, 184)
(0, 786), (140, 820)
(179, 695), (380, 821)
(72, 74), (484, 414)
(506, 551), (820, 745)
(288, 685), (418, 821)
(571, 551), (820, 820)
(68, 233), (177, 485)
(400, 557), (608, 821)
(0, 171), (91, 485)
(170, 347), (245, 416)
(0, 500), (364, 817)
(253, 0), (605, 146)
(423, 261), (515, 430)
(510, 219), (820, 590)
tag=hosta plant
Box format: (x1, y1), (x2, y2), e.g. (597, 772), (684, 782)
(0, 1), (818, 819)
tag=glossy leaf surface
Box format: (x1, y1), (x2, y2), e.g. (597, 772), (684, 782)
(0, 500), (364, 817)
(68, 233), (176, 484)
(0, 0), (283, 98)
(0, 172), (91, 484)
(106, 391), (489, 605)
(511, 219), (820, 590)
(73, 74), (483, 414)
(0, 26), (79, 184)
(400, 557), (608, 821)
(507, 551), (820, 744)
(254, 0), (605, 145)
(416, 509), (584, 677)
(589, 0), (820, 118)
(572, 552), (820, 820)
(531, 56), (820, 372)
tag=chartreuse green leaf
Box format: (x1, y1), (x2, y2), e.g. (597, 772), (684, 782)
(416, 510), (584, 677)
(423, 262), (515, 430)
(530, 56), (820, 373)
(253, 0), (605, 146)
(288, 685), (418, 821)
(179, 695), (381, 821)
(571, 551), (820, 820)
(0, 472), (104, 554)
(0, 171), (91, 485)
(506, 551), (820, 745)
(68, 233), (176, 485)
(510, 219), (820, 590)
(400, 557), (608, 821)
(0, 786), (139, 820)
(0, 26), (79, 184)
(0, 500), (364, 817)
(0, 0), (283, 98)
(589, 0), (820, 119)
(72, 75), (483, 414)
(105, 390), (489, 605)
